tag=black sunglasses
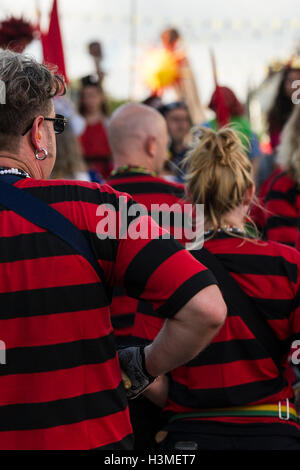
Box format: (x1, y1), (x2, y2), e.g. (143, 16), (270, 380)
(22, 114), (68, 136)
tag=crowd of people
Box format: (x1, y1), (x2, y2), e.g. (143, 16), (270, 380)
(0, 45), (300, 451)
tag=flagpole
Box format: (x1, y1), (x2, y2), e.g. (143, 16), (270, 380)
(129, 0), (137, 100)
(35, 0), (41, 32)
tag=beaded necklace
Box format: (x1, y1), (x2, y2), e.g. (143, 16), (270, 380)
(204, 227), (246, 238)
(0, 167), (31, 178)
(110, 165), (157, 178)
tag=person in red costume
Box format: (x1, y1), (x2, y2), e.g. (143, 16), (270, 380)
(78, 75), (112, 180)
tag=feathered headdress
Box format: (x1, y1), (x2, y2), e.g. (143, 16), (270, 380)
(0, 17), (37, 52)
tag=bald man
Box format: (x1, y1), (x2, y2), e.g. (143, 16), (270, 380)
(108, 103), (187, 343)
(107, 103), (189, 449)
(108, 103), (168, 175)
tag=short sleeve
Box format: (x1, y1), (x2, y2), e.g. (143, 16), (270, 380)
(112, 200), (217, 318)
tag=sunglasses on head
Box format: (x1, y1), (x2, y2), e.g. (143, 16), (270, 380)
(161, 101), (188, 114)
(22, 114), (68, 136)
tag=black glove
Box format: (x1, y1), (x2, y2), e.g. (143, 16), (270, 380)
(118, 346), (156, 399)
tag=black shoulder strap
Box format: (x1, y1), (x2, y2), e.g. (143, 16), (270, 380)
(194, 247), (283, 371)
(0, 175), (110, 300)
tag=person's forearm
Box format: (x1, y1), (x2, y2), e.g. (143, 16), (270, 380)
(143, 375), (169, 407)
(144, 285), (226, 377)
(144, 315), (220, 377)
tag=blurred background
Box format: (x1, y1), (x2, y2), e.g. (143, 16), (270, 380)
(1, 0), (299, 101)
(1, 0), (300, 184)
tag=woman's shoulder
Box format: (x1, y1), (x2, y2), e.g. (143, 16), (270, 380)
(203, 234), (300, 265)
(200, 236), (300, 291)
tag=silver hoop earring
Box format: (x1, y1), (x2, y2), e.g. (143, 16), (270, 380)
(35, 147), (48, 161)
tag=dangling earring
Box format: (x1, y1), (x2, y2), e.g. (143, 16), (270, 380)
(35, 148), (48, 161)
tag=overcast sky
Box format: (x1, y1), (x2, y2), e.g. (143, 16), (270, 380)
(1, 0), (300, 102)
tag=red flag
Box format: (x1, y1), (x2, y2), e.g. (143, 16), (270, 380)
(41, 0), (68, 82)
(214, 85), (230, 127)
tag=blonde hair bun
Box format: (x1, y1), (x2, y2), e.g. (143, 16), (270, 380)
(184, 126), (254, 233)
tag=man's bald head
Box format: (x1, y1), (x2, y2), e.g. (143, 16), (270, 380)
(108, 103), (168, 173)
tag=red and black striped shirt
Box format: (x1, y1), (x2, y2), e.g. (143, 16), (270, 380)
(107, 170), (189, 342)
(0, 176), (215, 450)
(163, 233), (300, 430)
(264, 171), (300, 247)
